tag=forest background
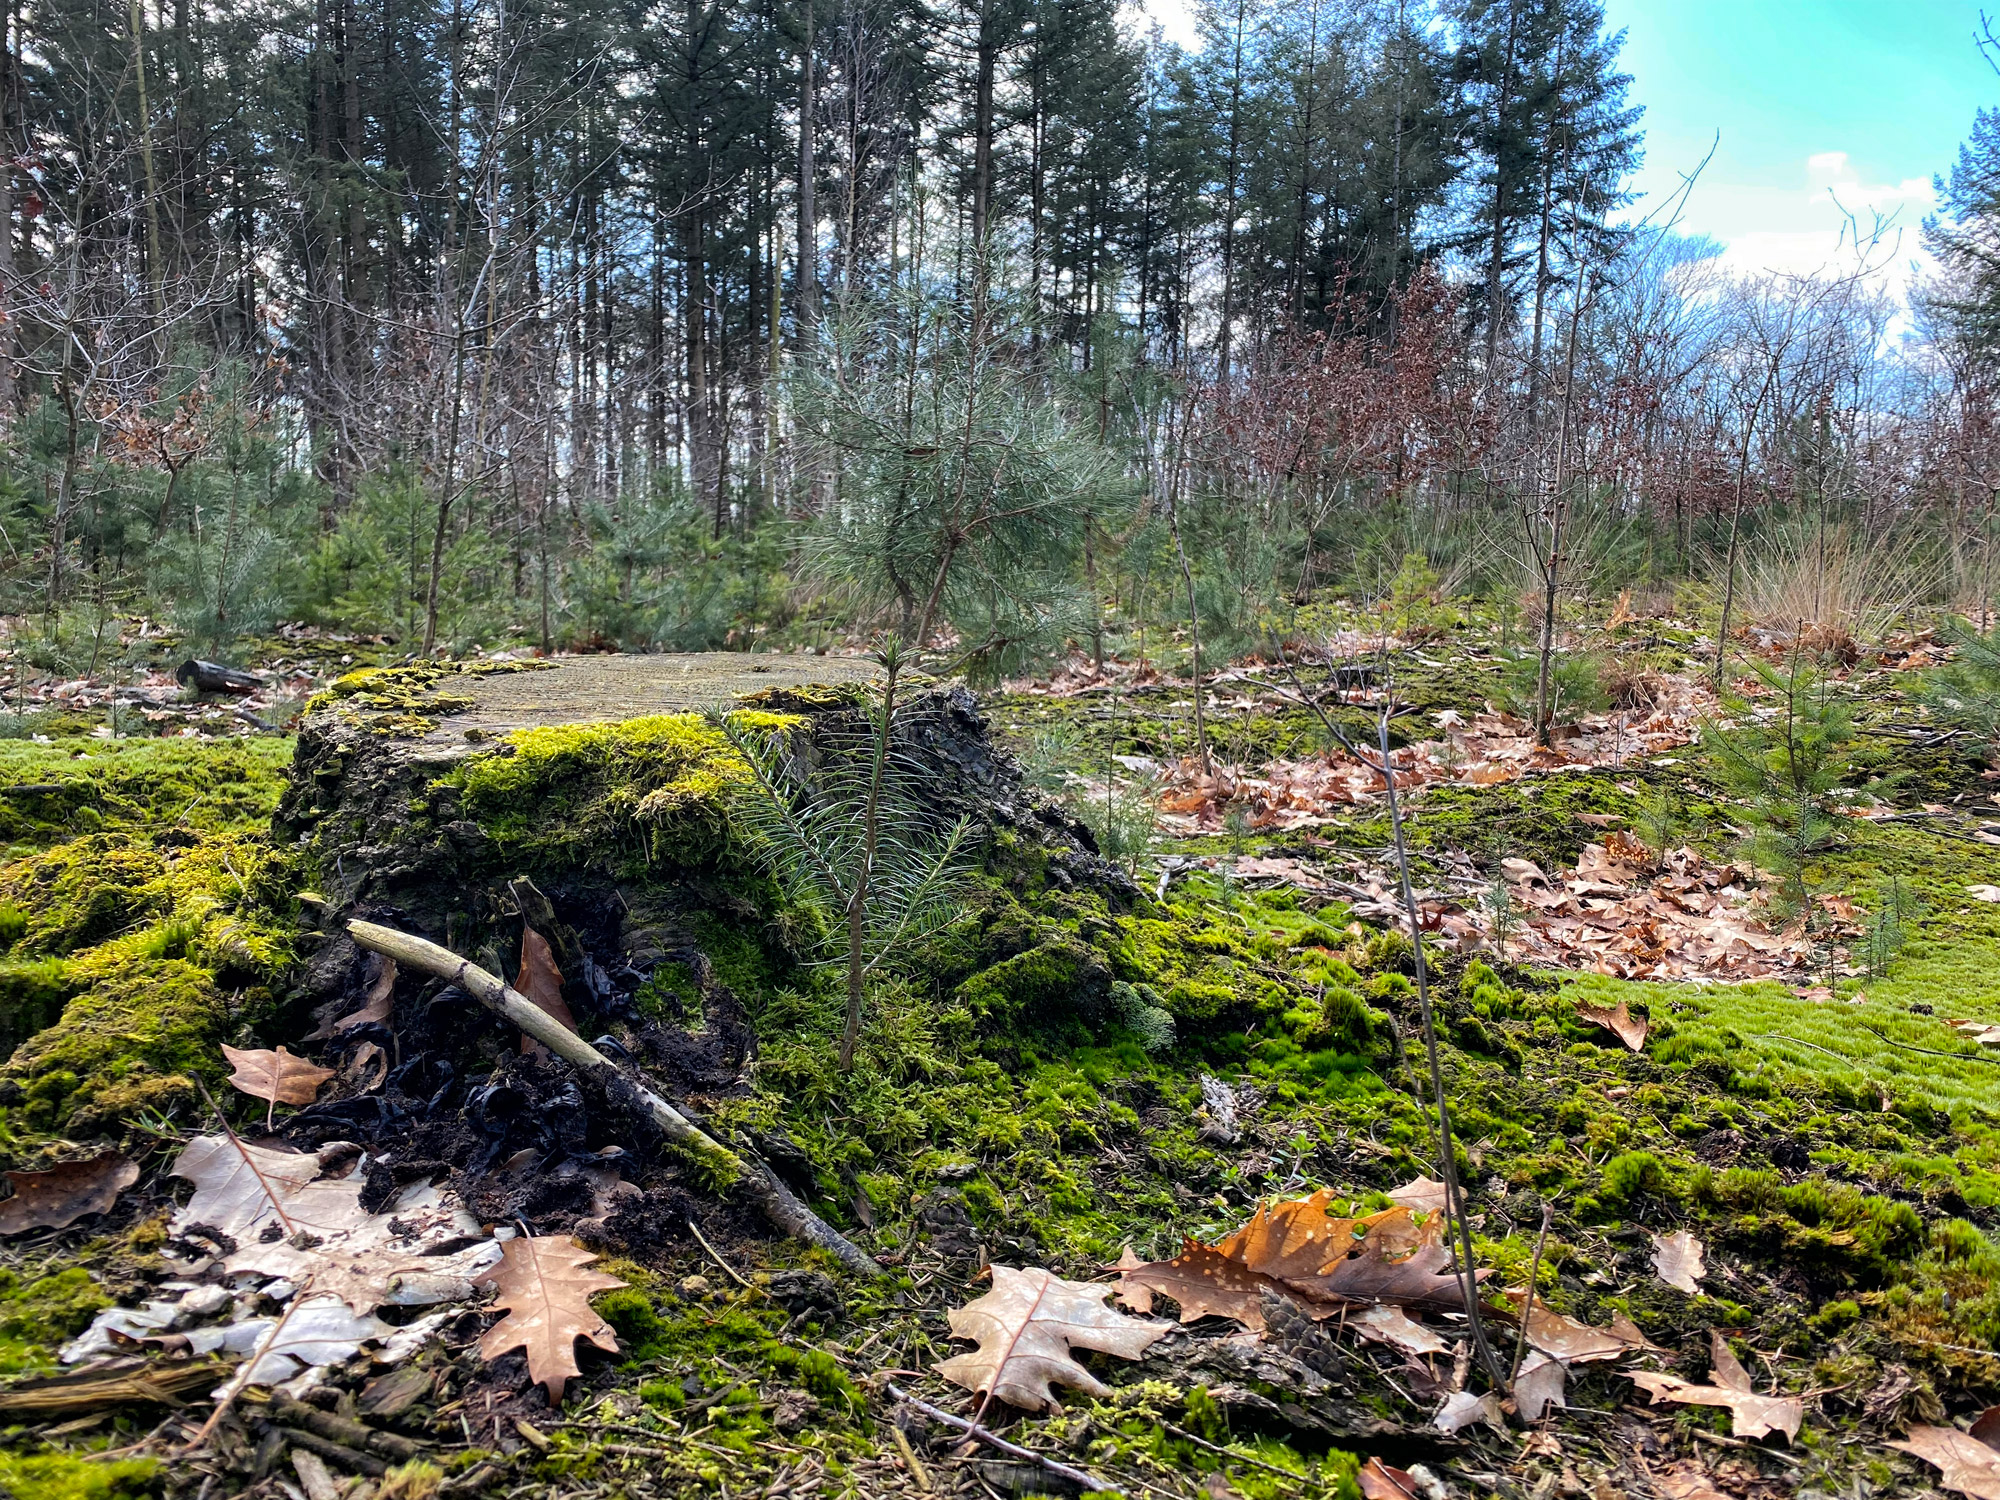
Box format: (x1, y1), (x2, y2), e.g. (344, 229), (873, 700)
(6, 0), (2000, 680)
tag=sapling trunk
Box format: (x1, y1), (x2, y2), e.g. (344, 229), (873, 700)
(1376, 714), (1507, 1387)
(842, 647), (900, 1071)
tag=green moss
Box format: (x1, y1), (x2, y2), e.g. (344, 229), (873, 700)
(0, 1452), (158, 1500)
(955, 938), (1110, 1043)
(0, 829), (294, 1137)
(0, 1266), (111, 1375)
(441, 712), (797, 874)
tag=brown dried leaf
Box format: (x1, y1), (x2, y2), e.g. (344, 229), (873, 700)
(1708, 1329), (1752, 1391)
(1654, 1462), (1731, 1500)
(223, 1044), (336, 1108)
(1627, 1334), (1804, 1443)
(1575, 998), (1647, 1051)
(1357, 1456), (1422, 1500)
(1288, 1235), (1480, 1315)
(516, 925), (577, 1055)
(1113, 1243), (1269, 1330)
(476, 1236), (625, 1406)
(1113, 1198), (1468, 1331)
(0, 1154), (139, 1234)
(1651, 1229), (1706, 1294)
(936, 1265), (1172, 1412)
(1508, 1292), (1661, 1363)
(1346, 1303), (1448, 1356)
(306, 953), (397, 1040)
(1891, 1426), (2000, 1500)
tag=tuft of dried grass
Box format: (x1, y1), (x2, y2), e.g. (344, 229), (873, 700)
(1730, 521), (1924, 644)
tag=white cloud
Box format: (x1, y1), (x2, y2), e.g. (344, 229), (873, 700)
(1684, 151), (1936, 297)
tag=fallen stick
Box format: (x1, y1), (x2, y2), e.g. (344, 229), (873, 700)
(345, 919), (882, 1279)
(884, 1382), (1119, 1495)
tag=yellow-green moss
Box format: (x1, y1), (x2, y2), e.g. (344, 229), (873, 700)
(440, 711), (798, 872)
(0, 1267), (110, 1375)
(311, 658), (556, 716)
(0, 737), (292, 863)
(0, 1451), (158, 1500)
(0, 829), (294, 1139)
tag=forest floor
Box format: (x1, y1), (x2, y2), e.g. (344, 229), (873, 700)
(0, 601), (1997, 1500)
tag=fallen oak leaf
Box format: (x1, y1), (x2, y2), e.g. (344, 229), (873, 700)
(1890, 1424), (2000, 1500)
(1433, 1389), (1505, 1434)
(170, 1133), (494, 1314)
(1513, 1350), (1566, 1422)
(1346, 1303), (1448, 1357)
(1507, 1291), (1662, 1364)
(1386, 1176), (1448, 1216)
(1627, 1330), (1803, 1442)
(1113, 1243), (1269, 1330)
(1356, 1456), (1423, 1500)
(1575, 998), (1647, 1051)
(0, 1153), (138, 1234)
(1287, 1233), (1484, 1316)
(476, 1236), (625, 1406)
(937, 1265), (1172, 1412)
(1651, 1228), (1706, 1295)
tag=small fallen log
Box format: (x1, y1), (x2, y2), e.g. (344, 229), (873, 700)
(343, 919), (882, 1279)
(176, 659), (263, 695)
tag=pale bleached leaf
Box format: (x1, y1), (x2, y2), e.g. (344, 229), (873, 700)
(1433, 1390), (1505, 1433)
(1651, 1229), (1706, 1294)
(1889, 1426), (2000, 1500)
(1386, 1176), (1448, 1215)
(1347, 1303), (1448, 1357)
(937, 1265), (1172, 1413)
(1513, 1351), (1566, 1422)
(170, 1134), (495, 1313)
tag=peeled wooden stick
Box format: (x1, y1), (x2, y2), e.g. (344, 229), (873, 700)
(344, 919), (881, 1278)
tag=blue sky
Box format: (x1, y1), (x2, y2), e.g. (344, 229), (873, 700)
(1604, 0), (1995, 285)
(1134, 0), (1999, 292)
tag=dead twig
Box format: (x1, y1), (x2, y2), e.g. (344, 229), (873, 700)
(884, 1382), (1120, 1494)
(344, 919), (881, 1277)
(1509, 1203), (1556, 1384)
(688, 1217), (756, 1291)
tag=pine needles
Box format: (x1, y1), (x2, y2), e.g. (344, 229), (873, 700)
(717, 644), (973, 1070)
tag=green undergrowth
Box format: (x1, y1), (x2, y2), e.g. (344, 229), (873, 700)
(0, 739), (299, 1148)
(0, 737), (292, 863)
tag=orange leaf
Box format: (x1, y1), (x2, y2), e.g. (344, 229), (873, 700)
(477, 1236), (626, 1406)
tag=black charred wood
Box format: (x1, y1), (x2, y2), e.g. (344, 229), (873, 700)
(176, 658), (263, 695)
